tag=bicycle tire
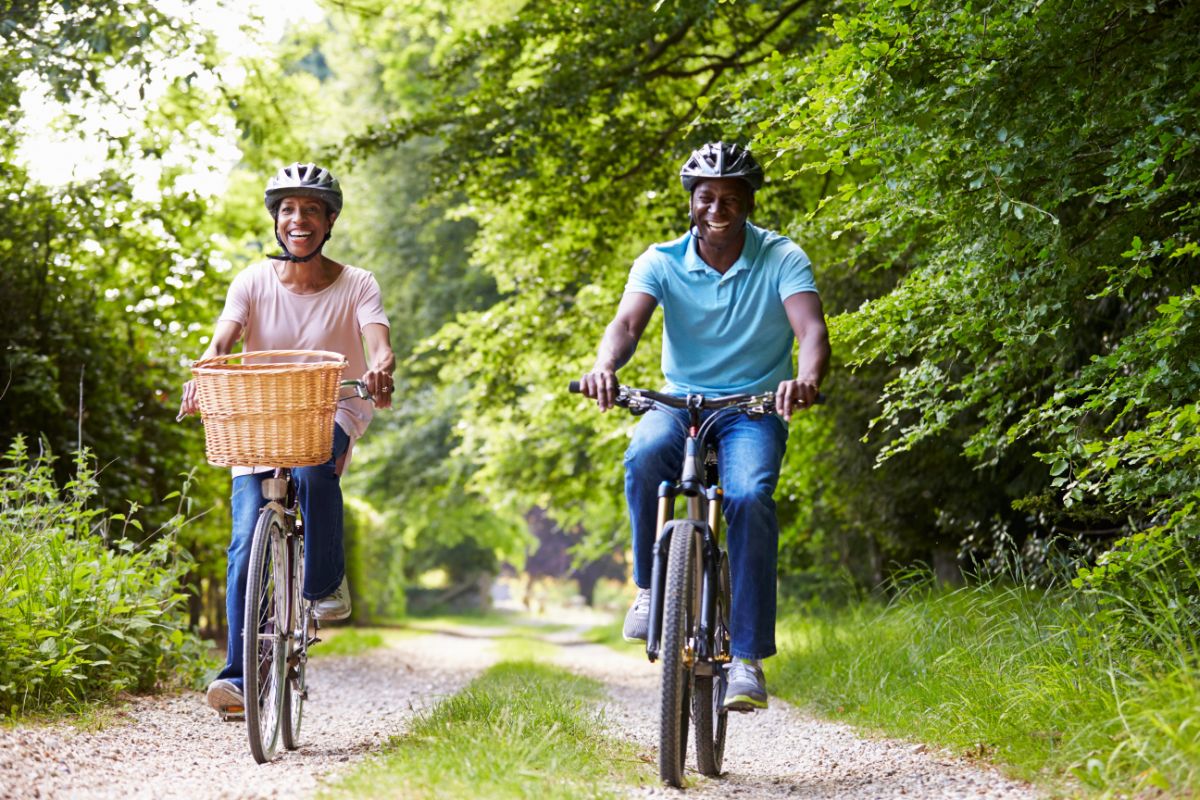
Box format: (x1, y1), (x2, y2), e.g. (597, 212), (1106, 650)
(694, 551), (731, 776)
(281, 528), (306, 750)
(659, 523), (699, 787)
(244, 505), (288, 764)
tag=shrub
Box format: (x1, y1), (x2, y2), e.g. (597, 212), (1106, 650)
(0, 437), (211, 717)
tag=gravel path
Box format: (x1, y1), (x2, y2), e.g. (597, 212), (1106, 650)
(1, 619), (1042, 800)
(0, 631), (495, 800)
(545, 628), (1042, 799)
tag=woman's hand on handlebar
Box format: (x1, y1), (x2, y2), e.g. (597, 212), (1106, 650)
(362, 368), (394, 409)
(775, 377), (820, 420)
(578, 366), (620, 412)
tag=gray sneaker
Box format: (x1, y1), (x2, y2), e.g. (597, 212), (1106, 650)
(206, 678), (245, 720)
(313, 576), (351, 621)
(723, 659), (768, 711)
(622, 587), (651, 642)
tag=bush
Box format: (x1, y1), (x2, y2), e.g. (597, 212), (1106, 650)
(0, 437), (211, 717)
(1073, 509), (1200, 653)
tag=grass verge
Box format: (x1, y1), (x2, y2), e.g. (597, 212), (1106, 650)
(310, 626), (422, 659)
(322, 660), (647, 799)
(584, 615), (626, 650)
(773, 582), (1200, 796)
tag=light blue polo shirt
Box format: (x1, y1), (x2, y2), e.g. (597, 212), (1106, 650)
(625, 222), (818, 396)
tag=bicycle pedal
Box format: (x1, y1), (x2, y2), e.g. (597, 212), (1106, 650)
(219, 706), (246, 722)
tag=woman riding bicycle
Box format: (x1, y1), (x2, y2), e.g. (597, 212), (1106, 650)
(578, 142), (830, 712)
(177, 162), (395, 718)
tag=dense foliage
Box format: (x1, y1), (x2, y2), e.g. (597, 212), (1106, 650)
(329, 0), (1200, 587)
(0, 439), (210, 717)
(1, 0), (237, 631)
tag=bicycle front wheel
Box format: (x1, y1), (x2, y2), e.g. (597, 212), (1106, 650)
(659, 523), (700, 787)
(694, 551), (731, 776)
(281, 526), (307, 751)
(243, 505), (289, 764)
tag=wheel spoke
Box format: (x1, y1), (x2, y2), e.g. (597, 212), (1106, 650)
(244, 508), (288, 763)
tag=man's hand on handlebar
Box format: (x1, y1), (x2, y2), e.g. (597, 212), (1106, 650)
(578, 366), (620, 412)
(775, 377), (820, 421)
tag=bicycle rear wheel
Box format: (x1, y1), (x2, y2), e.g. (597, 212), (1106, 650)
(694, 551), (731, 776)
(281, 527), (307, 750)
(659, 523), (700, 787)
(244, 505), (288, 764)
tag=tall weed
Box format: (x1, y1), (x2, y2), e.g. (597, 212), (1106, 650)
(775, 558), (1200, 796)
(0, 437), (211, 718)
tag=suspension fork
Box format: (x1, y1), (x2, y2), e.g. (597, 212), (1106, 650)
(646, 480), (675, 663)
(646, 454), (720, 662)
(697, 485), (723, 663)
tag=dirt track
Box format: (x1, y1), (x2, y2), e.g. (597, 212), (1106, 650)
(0, 619), (1040, 799)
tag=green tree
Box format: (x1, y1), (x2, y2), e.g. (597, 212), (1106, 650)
(1, 1), (241, 628)
(331, 0), (1199, 586)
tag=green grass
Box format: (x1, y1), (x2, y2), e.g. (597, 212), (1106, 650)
(406, 610), (520, 629)
(773, 582), (1200, 797)
(492, 632), (560, 662)
(312, 627), (386, 658)
(407, 610), (574, 635)
(584, 615), (626, 650)
(322, 661), (648, 799)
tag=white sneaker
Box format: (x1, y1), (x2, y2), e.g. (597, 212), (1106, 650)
(313, 576), (352, 621)
(206, 678), (245, 720)
(622, 587), (651, 642)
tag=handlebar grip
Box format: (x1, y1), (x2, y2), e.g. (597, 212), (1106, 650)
(568, 381), (582, 394)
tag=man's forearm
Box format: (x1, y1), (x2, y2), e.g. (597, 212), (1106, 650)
(594, 322), (639, 372)
(796, 332), (831, 384)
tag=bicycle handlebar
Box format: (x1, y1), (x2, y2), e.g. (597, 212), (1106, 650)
(338, 379), (374, 402)
(568, 380), (824, 412)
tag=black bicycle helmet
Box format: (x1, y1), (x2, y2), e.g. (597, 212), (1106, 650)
(264, 162), (343, 217)
(679, 142), (764, 193)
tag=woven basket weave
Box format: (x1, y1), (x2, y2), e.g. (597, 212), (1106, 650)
(191, 350), (348, 467)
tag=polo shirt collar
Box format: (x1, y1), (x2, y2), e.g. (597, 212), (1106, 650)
(685, 222), (759, 280)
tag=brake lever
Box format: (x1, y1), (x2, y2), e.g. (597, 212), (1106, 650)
(616, 387), (654, 416)
(744, 392), (776, 419)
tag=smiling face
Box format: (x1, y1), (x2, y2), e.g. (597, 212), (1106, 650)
(689, 177), (753, 248)
(275, 195), (337, 259)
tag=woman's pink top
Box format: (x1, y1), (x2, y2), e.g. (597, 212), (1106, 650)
(217, 260), (391, 474)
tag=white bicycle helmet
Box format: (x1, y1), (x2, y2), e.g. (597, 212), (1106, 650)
(264, 162), (343, 216)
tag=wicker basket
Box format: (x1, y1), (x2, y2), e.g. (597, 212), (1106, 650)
(191, 350), (348, 467)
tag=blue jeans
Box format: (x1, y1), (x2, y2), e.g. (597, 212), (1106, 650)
(216, 424), (350, 687)
(625, 408), (788, 660)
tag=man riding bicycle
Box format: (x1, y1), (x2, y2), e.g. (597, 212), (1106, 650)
(178, 163), (395, 718)
(578, 142), (830, 711)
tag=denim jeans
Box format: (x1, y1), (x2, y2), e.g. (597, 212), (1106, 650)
(215, 424), (350, 687)
(624, 407), (788, 660)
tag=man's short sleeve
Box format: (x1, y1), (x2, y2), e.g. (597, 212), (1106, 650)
(777, 247), (818, 301)
(355, 273), (391, 331)
(624, 251), (664, 302)
(218, 268), (253, 326)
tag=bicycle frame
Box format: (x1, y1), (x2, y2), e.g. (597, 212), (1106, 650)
(570, 379), (823, 785)
(645, 398), (727, 667)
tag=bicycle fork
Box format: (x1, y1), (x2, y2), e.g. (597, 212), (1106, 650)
(646, 475), (726, 666)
